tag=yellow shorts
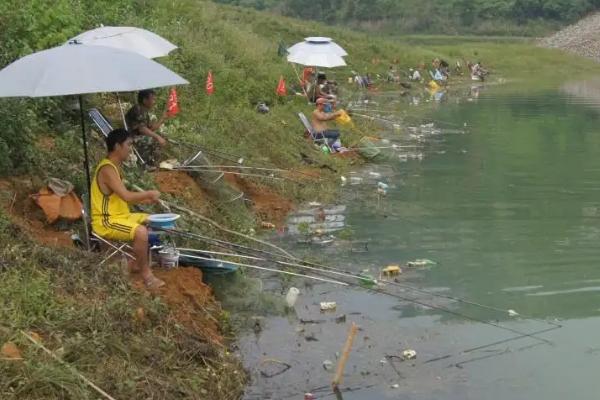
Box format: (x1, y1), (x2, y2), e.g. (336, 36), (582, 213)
(92, 213), (149, 242)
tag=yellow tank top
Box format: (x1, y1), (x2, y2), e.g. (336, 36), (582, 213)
(91, 158), (131, 219)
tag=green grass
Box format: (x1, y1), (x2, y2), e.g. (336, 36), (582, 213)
(0, 218), (245, 399)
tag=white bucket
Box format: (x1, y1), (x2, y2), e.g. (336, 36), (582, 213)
(285, 287), (300, 307)
(159, 247), (179, 269)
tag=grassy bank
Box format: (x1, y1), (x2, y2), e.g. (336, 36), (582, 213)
(2, 1), (600, 399)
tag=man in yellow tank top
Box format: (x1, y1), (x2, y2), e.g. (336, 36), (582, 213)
(91, 129), (165, 289)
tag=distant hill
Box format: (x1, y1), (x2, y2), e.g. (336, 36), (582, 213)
(212, 0), (600, 36)
(540, 12), (600, 61)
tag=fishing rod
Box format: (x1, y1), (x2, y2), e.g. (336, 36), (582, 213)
(179, 247), (368, 283)
(402, 114), (468, 128)
(172, 165), (289, 172)
(235, 239), (561, 329)
(162, 228), (555, 346)
(169, 138), (319, 180)
(168, 138), (244, 165)
(166, 168), (285, 181)
(346, 145), (421, 152)
(351, 107), (468, 130)
(351, 112), (400, 125)
(177, 251), (348, 286)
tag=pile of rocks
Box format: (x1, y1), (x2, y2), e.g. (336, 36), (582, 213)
(540, 13), (600, 62)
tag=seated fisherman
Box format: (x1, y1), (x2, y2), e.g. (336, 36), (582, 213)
(125, 89), (172, 166)
(91, 128), (165, 289)
(311, 98), (343, 149)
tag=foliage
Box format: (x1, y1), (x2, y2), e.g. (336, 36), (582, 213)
(213, 0), (600, 35)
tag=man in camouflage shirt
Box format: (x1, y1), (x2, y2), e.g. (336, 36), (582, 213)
(125, 89), (171, 166)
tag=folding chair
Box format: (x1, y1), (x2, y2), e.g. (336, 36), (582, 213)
(88, 108), (146, 165)
(298, 112), (334, 152)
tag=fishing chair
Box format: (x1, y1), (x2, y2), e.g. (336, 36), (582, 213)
(297, 112), (334, 152)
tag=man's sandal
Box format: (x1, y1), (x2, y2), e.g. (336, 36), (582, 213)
(144, 275), (165, 289)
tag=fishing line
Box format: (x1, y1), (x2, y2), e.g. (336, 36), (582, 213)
(160, 228), (555, 346)
(169, 138), (319, 180)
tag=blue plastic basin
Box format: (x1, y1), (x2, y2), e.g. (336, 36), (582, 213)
(148, 213), (180, 229)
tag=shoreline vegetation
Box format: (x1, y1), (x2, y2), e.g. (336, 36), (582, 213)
(212, 0), (600, 37)
(2, 1), (600, 399)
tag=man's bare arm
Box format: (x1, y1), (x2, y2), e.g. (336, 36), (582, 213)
(100, 166), (159, 204)
(138, 125), (166, 146)
(314, 110), (342, 121)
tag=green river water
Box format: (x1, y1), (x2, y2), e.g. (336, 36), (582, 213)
(238, 80), (600, 399)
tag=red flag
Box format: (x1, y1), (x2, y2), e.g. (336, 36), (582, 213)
(166, 88), (180, 116)
(276, 76), (287, 96)
(206, 70), (214, 96)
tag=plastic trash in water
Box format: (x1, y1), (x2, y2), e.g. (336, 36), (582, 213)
(381, 265), (402, 277)
(508, 309), (519, 317)
(340, 176), (347, 185)
(402, 349), (417, 360)
(350, 176), (363, 185)
(286, 287), (300, 307)
(322, 359), (334, 370)
(377, 182), (389, 190)
(320, 302), (337, 312)
(357, 272), (377, 288)
(406, 259), (437, 268)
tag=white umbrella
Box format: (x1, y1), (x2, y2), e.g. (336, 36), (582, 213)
(287, 37), (348, 57)
(287, 51), (347, 68)
(69, 26), (180, 143)
(68, 26), (177, 59)
(0, 42), (188, 193)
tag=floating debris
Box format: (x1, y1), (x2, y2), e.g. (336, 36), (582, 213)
(259, 358), (291, 378)
(406, 259), (437, 268)
(335, 314), (347, 323)
(508, 309), (519, 317)
(320, 302), (337, 312)
(382, 265), (402, 277)
(357, 272), (377, 288)
(322, 359), (334, 371)
(350, 176), (363, 185)
(402, 349), (417, 360)
(286, 287), (300, 308)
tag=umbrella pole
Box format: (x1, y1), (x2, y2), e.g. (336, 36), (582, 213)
(78, 95), (92, 250)
(78, 95), (92, 204)
(290, 63), (309, 100)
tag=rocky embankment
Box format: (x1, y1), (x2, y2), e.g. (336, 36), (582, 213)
(540, 13), (600, 61)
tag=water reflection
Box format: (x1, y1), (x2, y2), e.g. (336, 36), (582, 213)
(240, 81), (600, 400)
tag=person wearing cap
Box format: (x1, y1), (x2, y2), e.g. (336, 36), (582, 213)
(311, 98), (343, 148)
